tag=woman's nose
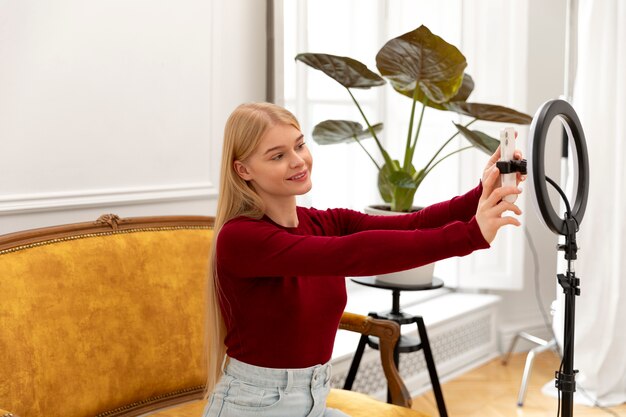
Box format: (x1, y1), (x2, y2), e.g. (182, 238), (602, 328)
(289, 153), (305, 168)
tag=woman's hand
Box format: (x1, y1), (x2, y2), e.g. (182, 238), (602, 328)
(482, 146), (527, 186)
(476, 165), (523, 244)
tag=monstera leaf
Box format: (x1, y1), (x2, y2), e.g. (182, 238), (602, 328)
(397, 73), (475, 111)
(447, 102), (533, 124)
(311, 120), (383, 145)
(295, 53), (385, 89)
(376, 25), (467, 104)
(453, 123), (500, 155)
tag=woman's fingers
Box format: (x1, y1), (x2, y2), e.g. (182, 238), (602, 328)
(478, 143), (525, 243)
(488, 146), (502, 165)
(481, 165), (501, 197)
(493, 215), (522, 229)
(486, 185), (522, 207)
(484, 146), (527, 185)
(477, 171), (523, 243)
(489, 199), (523, 217)
(482, 147), (502, 184)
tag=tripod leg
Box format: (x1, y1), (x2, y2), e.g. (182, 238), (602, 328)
(517, 338), (558, 406)
(343, 333), (368, 390)
(518, 349), (537, 406)
(416, 317), (448, 417)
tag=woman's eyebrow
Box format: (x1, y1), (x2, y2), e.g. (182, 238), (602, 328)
(262, 134), (304, 155)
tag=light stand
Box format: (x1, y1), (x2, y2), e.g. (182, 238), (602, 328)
(528, 99), (589, 417)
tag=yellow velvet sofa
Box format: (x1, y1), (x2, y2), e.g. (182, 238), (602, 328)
(0, 214), (429, 417)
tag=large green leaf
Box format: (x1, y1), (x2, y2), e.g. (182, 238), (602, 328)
(397, 73), (475, 111)
(389, 170), (418, 189)
(377, 161), (399, 203)
(446, 102), (532, 124)
(376, 25), (467, 104)
(295, 53), (386, 89)
(311, 120), (383, 145)
(377, 161), (420, 211)
(388, 170), (419, 212)
(451, 74), (474, 102)
(454, 123), (500, 155)
(392, 187), (419, 212)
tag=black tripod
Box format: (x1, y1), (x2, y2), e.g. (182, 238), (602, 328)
(555, 215), (580, 417)
(529, 99), (590, 417)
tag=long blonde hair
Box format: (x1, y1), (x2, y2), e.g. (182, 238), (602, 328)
(205, 102), (301, 396)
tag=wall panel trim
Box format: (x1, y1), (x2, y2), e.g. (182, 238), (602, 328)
(0, 182), (217, 214)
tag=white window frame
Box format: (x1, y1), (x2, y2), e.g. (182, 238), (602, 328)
(275, 0), (529, 292)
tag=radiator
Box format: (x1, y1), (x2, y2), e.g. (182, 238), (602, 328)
(331, 292), (501, 399)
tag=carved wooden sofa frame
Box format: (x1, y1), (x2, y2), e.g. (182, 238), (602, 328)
(0, 215), (426, 417)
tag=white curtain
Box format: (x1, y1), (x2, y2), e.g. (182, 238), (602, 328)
(564, 0), (626, 406)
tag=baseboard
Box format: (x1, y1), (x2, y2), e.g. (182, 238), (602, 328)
(498, 318), (555, 355)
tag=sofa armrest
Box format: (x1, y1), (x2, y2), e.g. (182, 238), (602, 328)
(339, 312), (412, 408)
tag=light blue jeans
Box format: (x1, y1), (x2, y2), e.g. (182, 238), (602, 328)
(203, 357), (351, 417)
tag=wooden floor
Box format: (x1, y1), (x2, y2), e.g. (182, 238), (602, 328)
(412, 351), (626, 417)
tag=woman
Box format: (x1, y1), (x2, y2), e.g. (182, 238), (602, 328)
(204, 102), (523, 417)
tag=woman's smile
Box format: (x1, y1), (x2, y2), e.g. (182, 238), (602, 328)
(287, 170), (308, 182)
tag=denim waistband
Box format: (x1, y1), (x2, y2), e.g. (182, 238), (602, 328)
(224, 357), (332, 389)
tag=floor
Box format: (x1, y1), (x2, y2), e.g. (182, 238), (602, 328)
(411, 351), (626, 417)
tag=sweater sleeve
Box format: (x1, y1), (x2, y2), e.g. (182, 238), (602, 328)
(326, 181), (484, 233)
(217, 214), (489, 279)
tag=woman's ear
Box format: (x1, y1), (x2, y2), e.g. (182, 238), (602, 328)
(233, 160), (252, 181)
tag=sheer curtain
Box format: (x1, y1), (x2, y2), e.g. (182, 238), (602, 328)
(562, 0), (626, 406)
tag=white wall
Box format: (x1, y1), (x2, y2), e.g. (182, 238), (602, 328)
(1, 0), (570, 353)
(0, 0), (267, 234)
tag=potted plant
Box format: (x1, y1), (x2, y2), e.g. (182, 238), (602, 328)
(296, 25), (532, 213)
(296, 25), (532, 284)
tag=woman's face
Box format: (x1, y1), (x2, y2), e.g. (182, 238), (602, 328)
(234, 123), (313, 202)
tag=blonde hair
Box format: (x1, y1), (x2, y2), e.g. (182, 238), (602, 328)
(205, 102), (301, 396)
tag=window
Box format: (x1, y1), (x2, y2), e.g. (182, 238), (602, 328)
(280, 0), (528, 290)
(283, 0), (472, 209)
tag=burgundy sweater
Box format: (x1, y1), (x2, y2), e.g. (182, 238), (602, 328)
(215, 183), (489, 369)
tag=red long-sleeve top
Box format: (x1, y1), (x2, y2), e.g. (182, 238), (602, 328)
(215, 183), (489, 369)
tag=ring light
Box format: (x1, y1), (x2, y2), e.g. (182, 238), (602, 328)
(528, 99), (590, 236)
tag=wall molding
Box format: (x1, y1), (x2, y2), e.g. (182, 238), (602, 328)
(498, 317), (555, 355)
(0, 182), (217, 214)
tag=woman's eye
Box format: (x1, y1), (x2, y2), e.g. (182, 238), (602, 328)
(297, 142), (306, 150)
(271, 154), (283, 161)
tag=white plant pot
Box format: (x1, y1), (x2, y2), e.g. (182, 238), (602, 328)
(365, 204), (435, 286)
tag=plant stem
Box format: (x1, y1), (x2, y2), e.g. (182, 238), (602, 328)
(408, 99), (428, 163)
(403, 89), (421, 170)
(347, 88), (394, 169)
(424, 145), (473, 177)
(352, 135), (381, 171)
(423, 118), (478, 173)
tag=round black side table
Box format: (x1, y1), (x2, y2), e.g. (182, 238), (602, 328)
(343, 277), (448, 417)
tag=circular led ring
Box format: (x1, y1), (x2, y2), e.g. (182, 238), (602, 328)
(528, 99), (589, 236)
